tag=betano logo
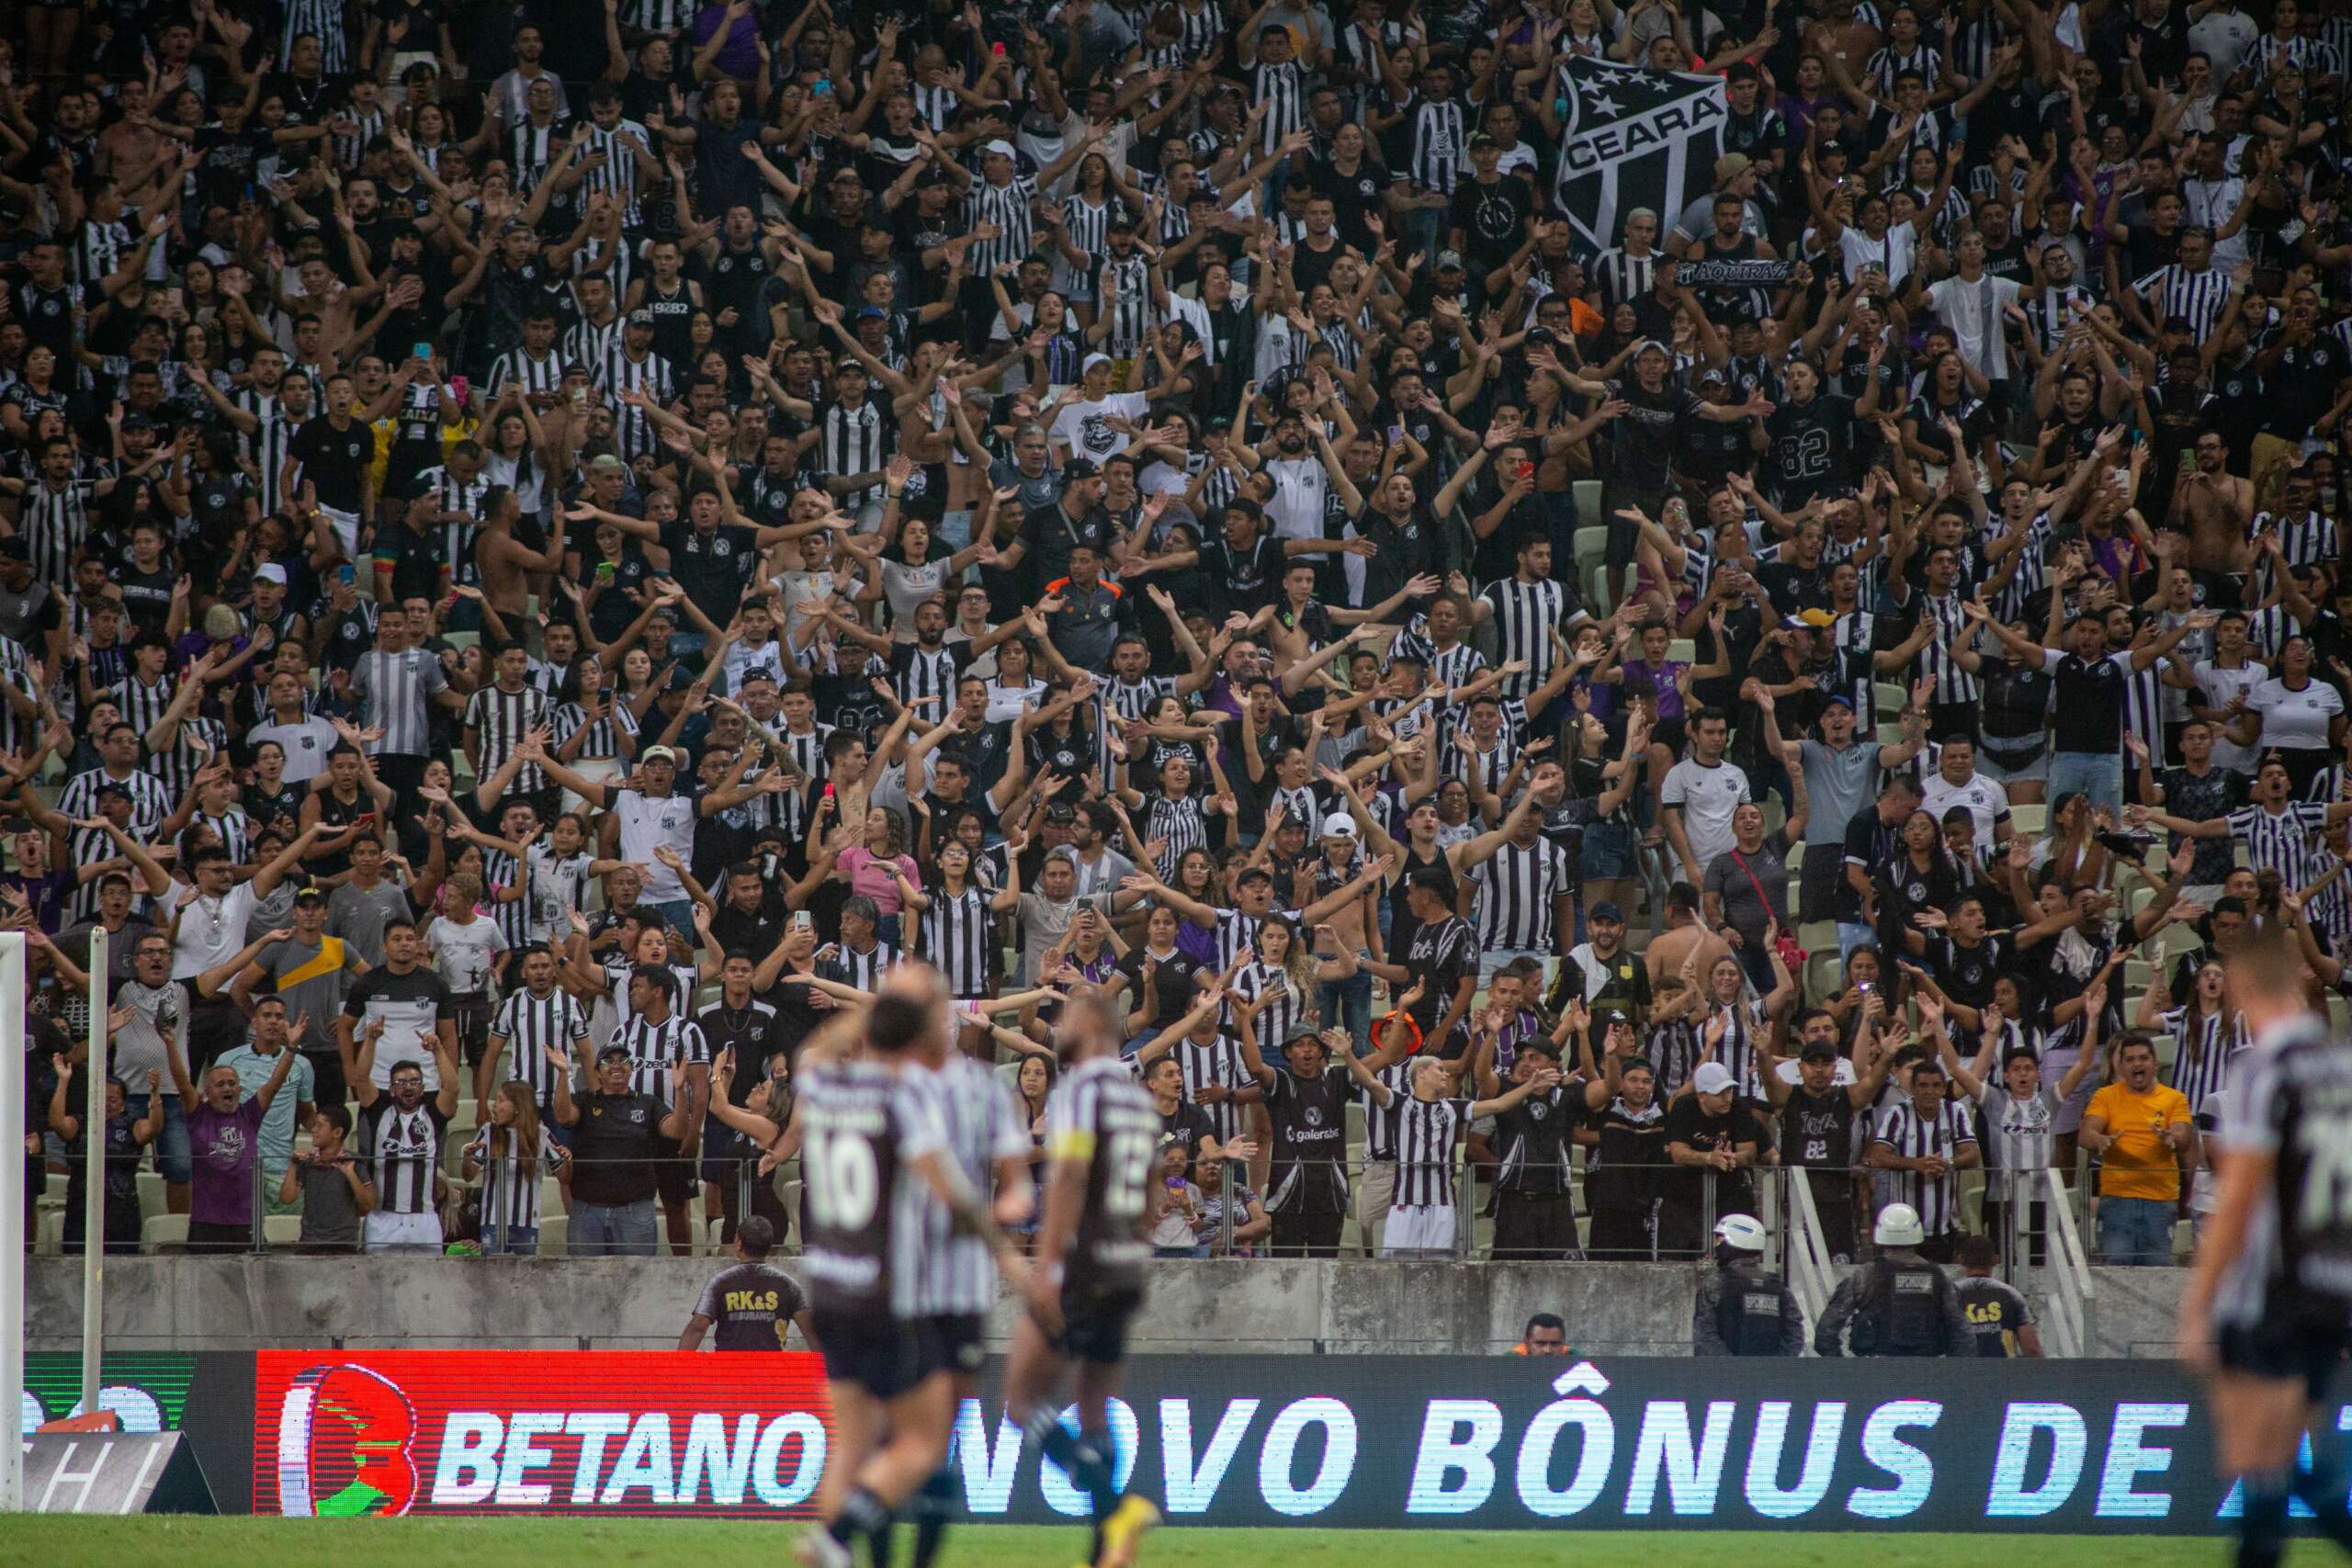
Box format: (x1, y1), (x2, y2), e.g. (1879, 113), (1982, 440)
(275, 1364), (421, 1517)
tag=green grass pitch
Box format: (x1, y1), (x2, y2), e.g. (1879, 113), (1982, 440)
(12, 1517), (2225, 1567)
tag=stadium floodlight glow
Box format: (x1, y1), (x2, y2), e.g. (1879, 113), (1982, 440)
(0, 931), (28, 1511)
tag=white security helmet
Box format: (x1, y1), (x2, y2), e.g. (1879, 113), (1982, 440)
(1873, 1202), (1925, 1248)
(1713, 1213), (1769, 1253)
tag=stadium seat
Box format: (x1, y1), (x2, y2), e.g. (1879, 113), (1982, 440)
(2010, 804), (2047, 838)
(1785, 840), (1804, 873)
(1572, 479), (1601, 528)
(1873, 682), (1906, 717)
(1572, 524), (1607, 582)
(779, 1179), (802, 1248)
(35, 1207), (62, 1255)
(443, 629), (481, 651)
(141, 1214), (187, 1254)
(262, 1214), (302, 1248)
(136, 1170), (164, 1224)
(1667, 638), (1695, 663)
(537, 1215), (568, 1257)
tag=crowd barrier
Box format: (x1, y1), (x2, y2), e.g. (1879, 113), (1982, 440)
(19, 1348), (2331, 1530)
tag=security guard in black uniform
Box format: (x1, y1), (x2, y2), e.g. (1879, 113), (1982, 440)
(678, 1217), (819, 1350)
(1814, 1202), (1974, 1357)
(1692, 1213), (1804, 1356)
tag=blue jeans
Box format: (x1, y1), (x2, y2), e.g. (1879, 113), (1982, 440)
(1317, 962), (1373, 1044)
(481, 1223), (539, 1256)
(2046, 751), (2124, 817)
(571, 1198), (659, 1257)
(2097, 1195), (2177, 1266)
(125, 1091), (190, 1184)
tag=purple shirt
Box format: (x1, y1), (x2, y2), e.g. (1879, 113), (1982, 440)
(186, 1096), (266, 1227)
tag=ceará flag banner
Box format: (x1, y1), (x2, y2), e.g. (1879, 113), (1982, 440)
(252, 1351), (833, 1517)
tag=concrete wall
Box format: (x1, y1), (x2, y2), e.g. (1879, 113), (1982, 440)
(23, 1256), (2187, 1358)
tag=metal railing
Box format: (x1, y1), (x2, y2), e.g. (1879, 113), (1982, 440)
(2039, 1167), (2099, 1358)
(1781, 1170), (1837, 1337)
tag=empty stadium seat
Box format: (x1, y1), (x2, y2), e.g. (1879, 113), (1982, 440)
(1667, 638), (1696, 663)
(537, 1215), (568, 1257)
(2010, 804), (2047, 838)
(262, 1214), (302, 1248)
(141, 1215), (187, 1254)
(35, 1208), (63, 1256)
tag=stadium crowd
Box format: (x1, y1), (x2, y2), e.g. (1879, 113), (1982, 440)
(4, 0), (2338, 1279)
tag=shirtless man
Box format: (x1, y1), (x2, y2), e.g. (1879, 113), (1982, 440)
(2170, 430), (2256, 576)
(474, 480), (567, 624)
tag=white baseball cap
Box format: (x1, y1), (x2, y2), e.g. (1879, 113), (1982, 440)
(1321, 813), (1358, 839)
(1691, 1062), (1736, 1095)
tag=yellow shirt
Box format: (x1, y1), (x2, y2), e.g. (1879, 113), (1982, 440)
(2086, 1079), (2191, 1201)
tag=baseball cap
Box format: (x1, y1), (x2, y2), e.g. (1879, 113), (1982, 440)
(1714, 152), (1755, 183)
(120, 412), (157, 433)
(1589, 900), (1624, 923)
(1044, 801), (1078, 824)
(1082, 351), (1114, 373)
(1060, 457), (1100, 484)
(1435, 249), (1465, 271)
(857, 306), (887, 320)
(1779, 613), (1815, 630)
(1468, 131), (1498, 152)
(627, 307), (655, 326)
(1821, 692), (1856, 711)
(254, 563), (289, 586)
(596, 1043), (633, 1065)
(1697, 366), (1726, 386)
(1692, 1062), (1736, 1095)
(1634, 337), (1671, 358)
(1321, 812), (1357, 839)
(293, 886), (327, 906)
(983, 139), (1017, 159)
(640, 744), (679, 764)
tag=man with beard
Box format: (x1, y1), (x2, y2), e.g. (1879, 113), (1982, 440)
(345, 979), (464, 1254)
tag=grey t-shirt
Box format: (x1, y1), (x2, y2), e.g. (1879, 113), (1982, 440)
(251, 934), (369, 1056)
(1799, 737), (1883, 848)
(1702, 830), (1793, 950)
(326, 877), (415, 969)
(290, 1156), (365, 1248)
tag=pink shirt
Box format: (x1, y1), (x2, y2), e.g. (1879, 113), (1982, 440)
(838, 847), (919, 913)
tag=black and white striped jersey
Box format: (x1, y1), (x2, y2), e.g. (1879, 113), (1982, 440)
(551, 696), (637, 761)
(580, 122), (654, 221)
(1100, 255), (1152, 356)
(464, 682), (551, 795)
(909, 1052), (1030, 1315)
(1048, 1053), (1160, 1294)
(917, 881), (997, 998)
(607, 1010), (710, 1107)
(108, 675), (175, 753)
(2132, 262), (2233, 343)
(1408, 96), (1469, 195)
(235, 389), (300, 517)
(964, 176), (1038, 276)
(467, 1125), (568, 1234)
(68, 219), (130, 290)
(492, 985), (590, 1105)
(2159, 1005), (2247, 1117)
(1589, 245), (1660, 310)
(486, 347), (565, 405)
(1394, 1093), (1471, 1208)
(2226, 802), (2330, 888)
(1171, 1032), (1250, 1145)
(417, 464), (491, 587)
(1138, 791), (1210, 880)
(1472, 836), (1572, 953)
(1870, 1098), (1975, 1237)
(1249, 60), (1308, 153)
(359, 1100), (449, 1215)
(799, 1057), (947, 1318)
(1477, 576), (1582, 699)
(817, 400), (890, 509)
(1232, 961), (1312, 1050)
(563, 313), (625, 378)
(599, 346), (675, 459)
(19, 477), (93, 589)
(508, 119), (562, 191)
(822, 939), (903, 992)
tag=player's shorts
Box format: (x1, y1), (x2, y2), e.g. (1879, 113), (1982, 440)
(651, 1132), (696, 1205)
(1044, 1286), (1144, 1366)
(2216, 1293), (2352, 1403)
(926, 1312), (988, 1376)
(813, 1309), (943, 1399)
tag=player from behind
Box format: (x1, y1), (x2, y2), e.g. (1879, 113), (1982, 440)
(905, 962), (1036, 1568)
(2181, 926), (2352, 1568)
(795, 979), (1024, 1568)
(1005, 987), (1163, 1568)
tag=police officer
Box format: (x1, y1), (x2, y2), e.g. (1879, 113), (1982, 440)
(1814, 1202), (1973, 1357)
(1693, 1213), (1804, 1356)
(677, 1216), (820, 1351)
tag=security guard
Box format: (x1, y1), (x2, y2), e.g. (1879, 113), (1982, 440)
(678, 1217), (820, 1350)
(1693, 1213), (1804, 1356)
(1814, 1203), (1973, 1357)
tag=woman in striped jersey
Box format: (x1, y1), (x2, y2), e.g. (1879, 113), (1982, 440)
(895, 839), (1023, 1052)
(463, 1080), (569, 1254)
(2136, 956), (2246, 1119)
(1230, 915), (1360, 1049)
